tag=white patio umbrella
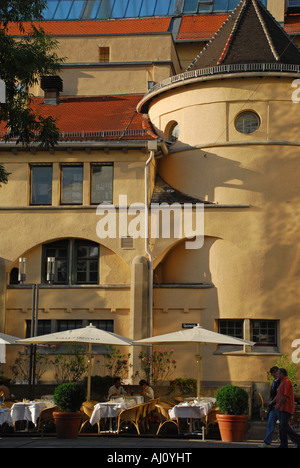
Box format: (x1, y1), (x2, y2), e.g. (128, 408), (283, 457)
(17, 324), (132, 400)
(0, 332), (20, 363)
(134, 324), (255, 399)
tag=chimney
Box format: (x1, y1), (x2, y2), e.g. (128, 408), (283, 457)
(40, 76), (63, 105)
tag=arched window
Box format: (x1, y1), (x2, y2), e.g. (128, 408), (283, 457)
(165, 121), (180, 143)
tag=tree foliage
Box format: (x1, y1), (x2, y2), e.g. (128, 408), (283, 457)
(0, 1), (63, 182)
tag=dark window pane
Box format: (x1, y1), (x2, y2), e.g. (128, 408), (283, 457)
(91, 164), (113, 204)
(219, 320), (243, 339)
(44, 240), (69, 284)
(26, 320), (52, 338)
(31, 165), (52, 205)
(251, 320), (277, 345)
(57, 320), (83, 331)
(93, 320), (114, 332)
(61, 166), (83, 204)
(75, 241), (99, 284)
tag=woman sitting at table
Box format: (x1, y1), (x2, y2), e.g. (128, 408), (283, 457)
(107, 377), (127, 399)
(139, 380), (154, 401)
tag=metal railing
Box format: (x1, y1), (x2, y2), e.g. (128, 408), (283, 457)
(0, 128), (150, 142)
(148, 62), (300, 94)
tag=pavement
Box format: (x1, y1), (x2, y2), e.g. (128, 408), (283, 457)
(0, 420), (294, 452)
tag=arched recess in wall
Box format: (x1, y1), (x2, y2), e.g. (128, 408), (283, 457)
(153, 236), (220, 286)
(8, 237), (130, 286)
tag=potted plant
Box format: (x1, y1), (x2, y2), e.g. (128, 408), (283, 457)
(53, 382), (86, 438)
(215, 385), (249, 442)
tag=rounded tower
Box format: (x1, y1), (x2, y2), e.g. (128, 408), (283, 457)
(138, 0), (300, 383)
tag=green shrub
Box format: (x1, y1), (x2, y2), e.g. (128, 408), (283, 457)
(54, 382), (86, 412)
(216, 385), (249, 415)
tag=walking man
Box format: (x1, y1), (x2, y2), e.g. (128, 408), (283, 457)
(258, 366), (280, 447)
(276, 368), (300, 448)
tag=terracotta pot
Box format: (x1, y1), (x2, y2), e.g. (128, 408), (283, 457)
(53, 411), (82, 439)
(216, 414), (248, 442)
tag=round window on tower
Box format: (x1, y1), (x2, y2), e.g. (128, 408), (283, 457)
(235, 111), (260, 135)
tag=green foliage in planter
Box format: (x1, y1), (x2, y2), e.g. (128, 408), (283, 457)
(216, 385), (249, 415)
(169, 378), (197, 395)
(54, 382), (86, 412)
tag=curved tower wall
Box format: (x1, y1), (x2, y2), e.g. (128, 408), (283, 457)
(146, 74), (300, 382)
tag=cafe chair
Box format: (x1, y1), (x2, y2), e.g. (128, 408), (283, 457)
(155, 403), (180, 436)
(116, 404), (142, 435)
(79, 400), (100, 434)
(203, 406), (220, 438)
(37, 405), (59, 437)
(258, 393), (268, 421)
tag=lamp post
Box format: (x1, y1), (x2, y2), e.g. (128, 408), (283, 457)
(18, 256), (55, 397)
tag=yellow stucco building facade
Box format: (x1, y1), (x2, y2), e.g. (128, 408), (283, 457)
(1, 0), (299, 397)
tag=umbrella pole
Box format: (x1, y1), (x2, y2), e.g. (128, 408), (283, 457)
(196, 343), (201, 400)
(87, 344), (92, 401)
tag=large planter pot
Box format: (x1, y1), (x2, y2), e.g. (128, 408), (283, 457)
(216, 414), (248, 442)
(53, 411), (82, 439)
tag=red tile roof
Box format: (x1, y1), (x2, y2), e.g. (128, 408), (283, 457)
(285, 14), (300, 34)
(177, 14), (230, 40)
(6, 18), (171, 36)
(0, 95), (157, 141)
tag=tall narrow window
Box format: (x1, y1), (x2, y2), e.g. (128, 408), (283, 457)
(30, 165), (52, 205)
(75, 241), (99, 284)
(43, 240), (69, 284)
(91, 163), (113, 204)
(61, 165), (83, 205)
(99, 47), (110, 63)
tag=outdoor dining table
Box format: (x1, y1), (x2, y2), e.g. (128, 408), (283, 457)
(89, 397), (139, 432)
(10, 400), (54, 429)
(169, 397), (216, 435)
(0, 408), (13, 427)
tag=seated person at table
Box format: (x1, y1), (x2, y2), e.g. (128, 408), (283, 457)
(108, 377), (127, 399)
(0, 380), (10, 401)
(139, 380), (154, 401)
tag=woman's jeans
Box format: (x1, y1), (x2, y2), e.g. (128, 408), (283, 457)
(264, 408), (278, 445)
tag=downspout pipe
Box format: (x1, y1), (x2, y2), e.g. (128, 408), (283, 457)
(145, 140), (157, 338)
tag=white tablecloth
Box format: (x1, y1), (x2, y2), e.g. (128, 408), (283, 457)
(169, 397), (216, 420)
(10, 401), (48, 426)
(111, 395), (144, 405)
(0, 408), (13, 426)
(90, 398), (137, 426)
